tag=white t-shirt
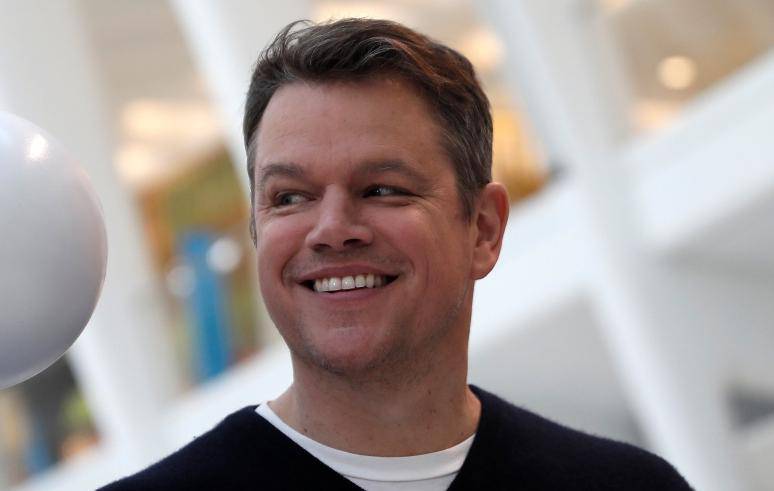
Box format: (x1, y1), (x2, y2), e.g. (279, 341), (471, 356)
(256, 404), (474, 491)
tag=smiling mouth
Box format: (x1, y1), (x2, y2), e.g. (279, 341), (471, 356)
(302, 273), (398, 293)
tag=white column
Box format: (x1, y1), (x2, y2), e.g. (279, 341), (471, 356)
(0, 0), (180, 469)
(482, 1), (748, 489)
(168, 0), (310, 194)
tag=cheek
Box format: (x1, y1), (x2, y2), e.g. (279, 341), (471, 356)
(370, 208), (470, 278)
(385, 208), (468, 248)
(369, 207), (432, 244)
(255, 217), (306, 279)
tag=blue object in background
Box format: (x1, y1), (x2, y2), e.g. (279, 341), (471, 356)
(180, 231), (233, 381)
(23, 416), (52, 475)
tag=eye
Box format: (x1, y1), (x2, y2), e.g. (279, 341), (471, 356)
(364, 185), (408, 198)
(274, 192), (309, 207)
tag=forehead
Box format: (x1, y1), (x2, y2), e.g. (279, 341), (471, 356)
(252, 78), (448, 176)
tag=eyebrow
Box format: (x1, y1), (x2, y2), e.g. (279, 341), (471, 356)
(256, 162), (305, 193)
(256, 158), (432, 192)
(353, 159), (431, 187)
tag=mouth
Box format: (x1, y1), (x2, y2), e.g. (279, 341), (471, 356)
(302, 273), (398, 293)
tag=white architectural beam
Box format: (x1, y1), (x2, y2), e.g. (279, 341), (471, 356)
(482, 1), (748, 489)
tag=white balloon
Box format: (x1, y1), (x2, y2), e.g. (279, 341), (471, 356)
(0, 112), (107, 389)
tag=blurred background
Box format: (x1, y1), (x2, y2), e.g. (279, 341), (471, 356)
(0, 0), (773, 489)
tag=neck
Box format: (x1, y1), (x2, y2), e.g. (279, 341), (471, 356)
(270, 349), (480, 456)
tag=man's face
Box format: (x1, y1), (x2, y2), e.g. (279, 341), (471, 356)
(252, 78), (478, 376)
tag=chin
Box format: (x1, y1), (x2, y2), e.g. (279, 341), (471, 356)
(295, 326), (406, 378)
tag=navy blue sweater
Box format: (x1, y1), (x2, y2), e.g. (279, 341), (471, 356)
(100, 386), (692, 490)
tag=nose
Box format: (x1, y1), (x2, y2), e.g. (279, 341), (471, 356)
(305, 189), (373, 252)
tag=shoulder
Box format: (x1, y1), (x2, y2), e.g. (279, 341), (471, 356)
(459, 386), (693, 490)
(98, 406), (270, 491)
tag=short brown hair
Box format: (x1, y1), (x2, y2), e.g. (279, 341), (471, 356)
(244, 18), (492, 243)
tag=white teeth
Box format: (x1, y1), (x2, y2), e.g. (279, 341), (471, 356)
(311, 273), (389, 292)
(342, 276), (355, 290)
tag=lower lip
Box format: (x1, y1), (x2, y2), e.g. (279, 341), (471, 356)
(301, 280), (395, 303)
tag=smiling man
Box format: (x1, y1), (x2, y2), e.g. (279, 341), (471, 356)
(101, 19), (692, 490)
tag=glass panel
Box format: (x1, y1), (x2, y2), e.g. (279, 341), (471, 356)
(0, 358), (98, 487)
(599, 0), (774, 133)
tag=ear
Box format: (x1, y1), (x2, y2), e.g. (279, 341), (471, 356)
(471, 182), (509, 280)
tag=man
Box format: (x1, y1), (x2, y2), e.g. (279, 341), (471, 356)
(102, 19), (691, 490)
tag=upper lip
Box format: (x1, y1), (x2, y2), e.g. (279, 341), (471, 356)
(295, 264), (399, 283)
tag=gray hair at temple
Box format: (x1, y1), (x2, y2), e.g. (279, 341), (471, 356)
(243, 18), (493, 244)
